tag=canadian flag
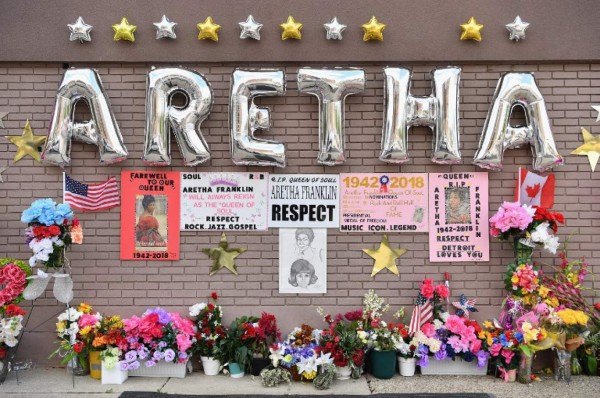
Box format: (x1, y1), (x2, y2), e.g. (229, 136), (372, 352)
(515, 168), (555, 208)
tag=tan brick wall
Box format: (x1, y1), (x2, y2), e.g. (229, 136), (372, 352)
(1, 62), (598, 364)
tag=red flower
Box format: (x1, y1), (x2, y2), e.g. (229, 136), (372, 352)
(594, 303), (600, 311)
(0, 347), (6, 359)
(73, 342), (84, 353)
(72, 218), (80, 227)
(5, 304), (27, 317)
(207, 303), (215, 311)
(421, 282), (434, 299)
(48, 225), (61, 236)
(211, 292), (218, 300)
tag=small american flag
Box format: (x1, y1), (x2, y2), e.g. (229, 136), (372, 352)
(64, 174), (120, 211)
(408, 293), (433, 336)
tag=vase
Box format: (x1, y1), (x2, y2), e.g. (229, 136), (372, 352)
(89, 351), (102, 380)
(251, 357), (270, 376)
(513, 236), (534, 264)
(507, 369), (517, 382)
(398, 357), (416, 377)
(335, 365), (352, 380)
(101, 360), (128, 385)
(67, 355), (89, 376)
(200, 356), (221, 376)
(518, 353), (533, 384)
(370, 350), (396, 379)
(553, 349), (572, 382)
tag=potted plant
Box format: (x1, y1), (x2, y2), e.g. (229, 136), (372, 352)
(271, 324), (321, 381)
(396, 337), (417, 377)
(120, 307), (196, 378)
(216, 316), (257, 377)
(91, 314), (127, 383)
(100, 346), (128, 385)
(317, 309), (366, 380)
(365, 319), (405, 379)
(239, 312), (280, 376)
(189, 292), (227, 375)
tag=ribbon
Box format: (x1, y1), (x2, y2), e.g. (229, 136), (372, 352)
(498, 366), (510, 382)
(379, 175), (389, 193)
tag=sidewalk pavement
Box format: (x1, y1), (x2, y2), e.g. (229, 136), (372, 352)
(1, 367), (599, 398)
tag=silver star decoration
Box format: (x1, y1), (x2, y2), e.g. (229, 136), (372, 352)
(153, 15), (177, 39)
(505, 16), (530, 42)
(239, 15), (262, 40)
(67, 16), (92, 43)
(324, 17), (346, 40)
(592, 105), (600, 122)
(0, 167), (6, 183)
(0, 111), (8, 128)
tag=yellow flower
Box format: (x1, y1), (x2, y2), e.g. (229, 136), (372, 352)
(303, 370), (317, 380)
(544, 297), (559, 308)
(80, 326), (92, 336)
(539, 328), (547, 340)
(78, 303), (92, 314)
(483, 321), (493, 329)
(537, 285), (550, 298)
(521, 322), (538, 343)
(574, 310), (589, 326)
(56, 321), (66, 333)
(511, 275), (519, 284)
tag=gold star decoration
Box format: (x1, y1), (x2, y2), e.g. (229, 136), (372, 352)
(112, 17), (137, 42)
(202, 232), (247, 276)
(362, 16), (386, 42)
(460, 17), (484, 42)
(571, 127), (600, 171)
(197, 16), (221, 42)
(280, 16), (302, 40)
(5, 120), (46, 163)
(363, 235), (407, 277)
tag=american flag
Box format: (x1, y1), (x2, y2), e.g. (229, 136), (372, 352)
(64, 174), (120, 211)
(408, 293), (433, 336)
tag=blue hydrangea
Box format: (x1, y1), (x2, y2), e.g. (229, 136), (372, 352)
(54, 203), (74, 224)
(21, 198), (56, 225)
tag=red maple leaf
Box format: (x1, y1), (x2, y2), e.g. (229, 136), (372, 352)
(525, 183), (541, 199)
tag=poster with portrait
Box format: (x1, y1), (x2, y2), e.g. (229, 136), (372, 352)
(279, 228), (327, 294)
(120, 171), (180, 261)
(428, 172), (489, 262)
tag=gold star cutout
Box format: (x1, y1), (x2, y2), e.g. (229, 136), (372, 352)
(571, 127), (600, 171)
(460, 17), (484, 41)
(362, 16), (386, 42)
(5, 120), (46, 163)
(202, 232), (247, 276)
(363, 235), (407, 277)
(280, 16), (303, 40)
(112, 17), (136, 42)
(197, 16), (221, 42)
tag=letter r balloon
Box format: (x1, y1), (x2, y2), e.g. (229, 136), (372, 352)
(380, 67), (462, 164)
(297, 68), (366, 166)
(144, 67), (213, 166)
(42, 68), (128, 166)
(229, 69), (287, 167)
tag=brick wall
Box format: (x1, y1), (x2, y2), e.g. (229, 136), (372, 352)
(0, 62), (598, 364)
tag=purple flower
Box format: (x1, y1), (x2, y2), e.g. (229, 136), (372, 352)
(145, 360), (157, 368)
(146, 307), (172, 325)
(153, 350), (163, 361)
(125, 350), (138, 362)
(417, 345), (429, 368)
(127, 361), (140, 370)
(137, 347), (149, 359)
(434, 344), (447, 361)
(476, 351), (490, 368)
(158, 341), (168, 348)
(164, 349), (176, 362)
(120, 361), (129, 371)
(178, 352), (188, 360)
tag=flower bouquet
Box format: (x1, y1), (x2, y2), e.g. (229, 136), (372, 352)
(238, 312), (280, 375)
(0, 303), (27, 379)
(189, 292), (227, 375)
(21, 199), (82, 269)
(120, 307), (196, 378)
(480, 320), (523, 381)
(316, 309), (366, 379)
(269, 327), (323, 382)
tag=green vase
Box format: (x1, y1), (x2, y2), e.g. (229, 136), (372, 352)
(370, 350), (396, 379)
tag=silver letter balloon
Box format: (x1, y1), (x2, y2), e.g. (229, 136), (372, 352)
(298, 68), (365, 165)
(144, 67), (213, 166)
(380, 67), (462, 164)
(229, 69), (286, 167)
(473, 72), (563, 172)
(42, 68), (128, 166)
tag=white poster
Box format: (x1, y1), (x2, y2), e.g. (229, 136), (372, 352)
(269, 174), (340, 228)
(181, 172), (268, 231)
(279, 228), (327, 294)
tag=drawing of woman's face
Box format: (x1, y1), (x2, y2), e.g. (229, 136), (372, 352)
(296, 234), (310, 250)
(449, 191), (461, 210)
(296, 271), (311, 288)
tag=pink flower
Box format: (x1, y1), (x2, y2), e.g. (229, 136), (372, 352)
(421, 323), (436, 338)
(445, 315), (466, 335)
(501, 349), (514, 365)
(489, 343), (502, 357)
(176, 334), (192, 352)
(534, 303), (549, 315)
(470, 339), (482, 354)
(434, 284), (449, 298)
(448, 336), (469, 353)
(78, 314), (98, 328)
(421, 282), (434, 299)
(489, 201), (534, 233)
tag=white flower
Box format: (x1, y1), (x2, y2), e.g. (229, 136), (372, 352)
(428, 339), (441, 353)
(544, 235), (560, 254)
(433, 319), (444, 330)
(58, 308), (83, 322)
(188, 302), (206, 317)
(531, 222), (550, 243)
(522, 204), (536, 218)
(315, 352), (333, 366)
(439, 311), (450, 322)
(297, 356), (317, 375)
(269, 343), (285, 367)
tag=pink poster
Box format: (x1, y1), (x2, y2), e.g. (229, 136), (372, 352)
(428, 172), (489, 262)
(339, 173), (428, 232)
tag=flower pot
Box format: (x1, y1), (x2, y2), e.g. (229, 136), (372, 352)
(89, 351), (102, 380)
(251, 357), (270, 376)
(67, 355), (90, 376)
(129, 359), (190, 378)
(228, 362), (245, 379)
(420, 357), (487, 376)
(200, 356), (221, 376)
(101, 360), (128, 385)
(370, 350), (396, 379)
(398, 357), (416, 377)
(335, 365), (352, 380)
(507, 369), (517, 382)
